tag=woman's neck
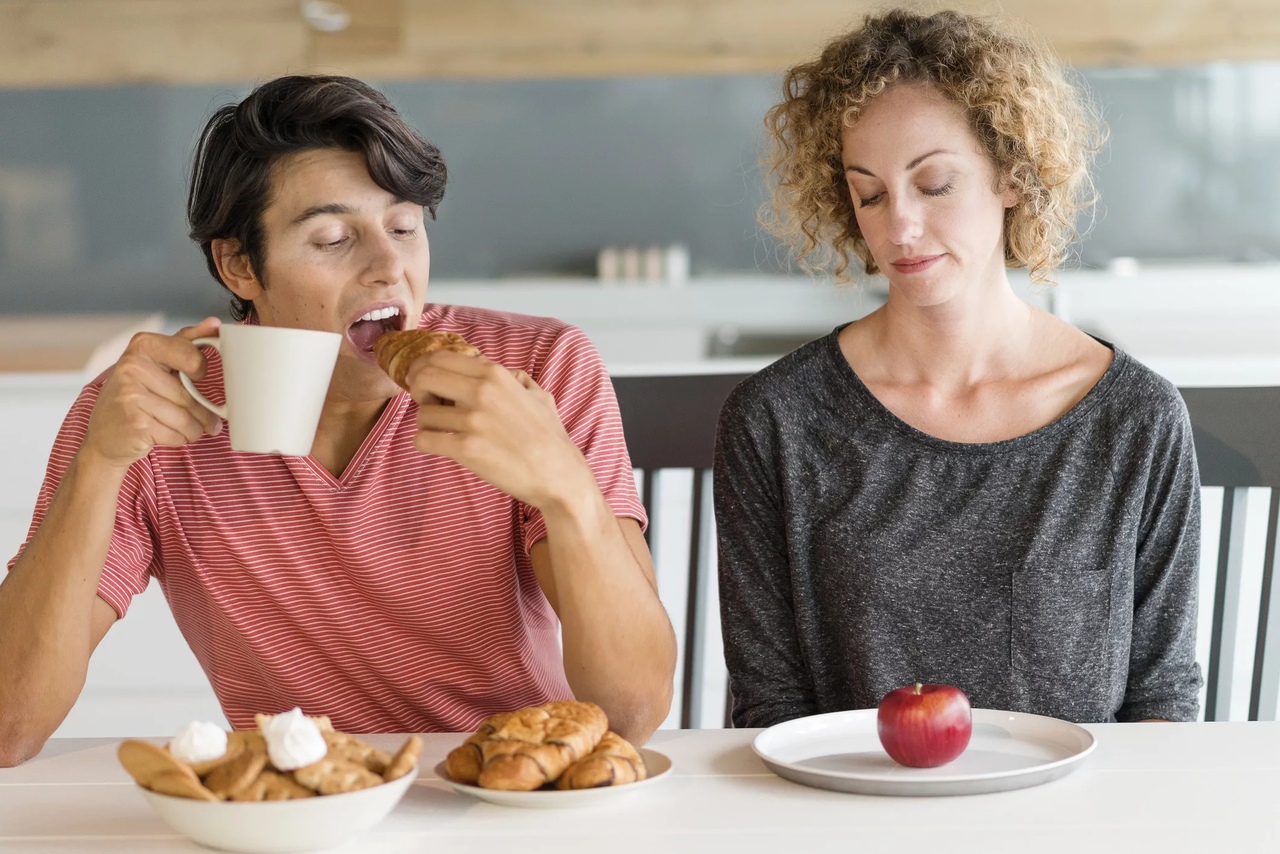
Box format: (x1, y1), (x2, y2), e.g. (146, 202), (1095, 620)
(860, 273), (1037, 392)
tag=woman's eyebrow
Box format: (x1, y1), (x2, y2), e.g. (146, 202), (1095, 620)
(845, 148), (955, 177)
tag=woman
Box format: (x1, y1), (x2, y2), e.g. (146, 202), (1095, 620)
(715, 9), (1202, 727)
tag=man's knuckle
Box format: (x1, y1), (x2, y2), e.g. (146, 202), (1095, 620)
(126, 332), (154, 352)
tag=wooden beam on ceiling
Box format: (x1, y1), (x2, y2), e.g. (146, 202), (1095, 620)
(0, 1), (307, 88)
(1, 0), (1278, 90)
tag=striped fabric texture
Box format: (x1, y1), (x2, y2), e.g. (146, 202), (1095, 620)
(12, 304), (646, 734)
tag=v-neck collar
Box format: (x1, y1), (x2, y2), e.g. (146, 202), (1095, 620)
(284, 391), (413, 490)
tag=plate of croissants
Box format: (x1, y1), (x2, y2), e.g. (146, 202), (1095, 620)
(436, 700), (673, 808)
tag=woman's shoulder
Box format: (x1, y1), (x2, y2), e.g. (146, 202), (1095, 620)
(1103, 347), (1189, 424)
(720, 332), (844, 424)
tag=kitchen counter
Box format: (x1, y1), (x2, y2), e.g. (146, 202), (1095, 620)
(7, 265), (1253, 383)
(0, 313), (163, 376)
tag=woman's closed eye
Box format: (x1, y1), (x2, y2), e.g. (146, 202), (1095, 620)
(856, 182), (954, 208)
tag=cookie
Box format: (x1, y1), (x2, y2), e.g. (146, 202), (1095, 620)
(293, 756), (384, 795)
(149, 770), (221, 801)
(229, 768), (316, 801)
(202, 739), (269, 800)
(229, 729), (268, 754)
(180, 732), (245, 777)
(383, 735), (422, 782)
(118, 740), (218, 802)
(325, 731), (392, 774)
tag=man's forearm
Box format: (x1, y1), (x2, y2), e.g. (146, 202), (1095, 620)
(536, 492), (676, 745)
(0, 451), (125, 764)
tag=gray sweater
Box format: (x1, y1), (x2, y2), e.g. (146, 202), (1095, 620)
(714, 329), (1203, 726)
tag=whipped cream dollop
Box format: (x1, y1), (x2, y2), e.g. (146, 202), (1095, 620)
(263, 707), (327, 771)
(169, 721), (228, 765)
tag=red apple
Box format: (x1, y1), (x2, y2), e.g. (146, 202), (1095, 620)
(876, 682), (972, 768)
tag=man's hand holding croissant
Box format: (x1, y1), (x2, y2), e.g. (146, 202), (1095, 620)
(376, 331), (596, 513)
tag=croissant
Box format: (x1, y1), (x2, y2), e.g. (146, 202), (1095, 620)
(443, 712), (512, 785)
(555, 731), (647, 789)
(374, 330), (482, 392)
(447, 700), (609, 791)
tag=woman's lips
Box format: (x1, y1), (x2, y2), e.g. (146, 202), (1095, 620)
(891, 254), (944, 274)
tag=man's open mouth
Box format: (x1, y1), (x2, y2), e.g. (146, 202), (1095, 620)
(347, 305), (403, 352)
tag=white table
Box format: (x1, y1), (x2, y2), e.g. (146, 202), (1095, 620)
(1, 724), (1278, 852)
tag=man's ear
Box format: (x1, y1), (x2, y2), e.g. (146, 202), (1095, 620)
(211, 239), (264, 301)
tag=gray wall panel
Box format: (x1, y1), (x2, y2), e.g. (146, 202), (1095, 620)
(0, 64), (1275, 315)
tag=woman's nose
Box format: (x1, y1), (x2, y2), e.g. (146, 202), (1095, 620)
(886, 195), (925, 246)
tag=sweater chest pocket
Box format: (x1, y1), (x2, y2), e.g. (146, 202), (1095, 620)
(1011, 568), (1112, 681)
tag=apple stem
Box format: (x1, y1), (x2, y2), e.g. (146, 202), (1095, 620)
(914, 682), (923, 694)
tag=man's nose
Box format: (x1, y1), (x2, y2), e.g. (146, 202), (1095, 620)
(361, 231), (404, 285)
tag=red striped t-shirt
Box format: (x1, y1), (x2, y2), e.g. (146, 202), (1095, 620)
(11, 303), (646, 734)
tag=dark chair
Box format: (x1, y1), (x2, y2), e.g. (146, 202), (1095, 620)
(611, 372), (749, 729)
(1180, 387), (1280, 721)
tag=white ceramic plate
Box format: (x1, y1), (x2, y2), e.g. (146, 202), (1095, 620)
(138, 766), (417, 854)
(753, 708), (1095, 796)
(435, 748), (673, 808)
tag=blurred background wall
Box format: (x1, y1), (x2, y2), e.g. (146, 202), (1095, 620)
(0, 61), (1276, 316)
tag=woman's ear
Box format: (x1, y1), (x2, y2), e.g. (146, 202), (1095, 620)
(999, 177), (1020, 209)
(211, 239), (264, 301)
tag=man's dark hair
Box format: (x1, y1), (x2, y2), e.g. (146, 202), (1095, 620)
(187, 75), (447, 321)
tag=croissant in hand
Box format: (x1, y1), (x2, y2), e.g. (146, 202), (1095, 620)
(374, 330), (482, 392)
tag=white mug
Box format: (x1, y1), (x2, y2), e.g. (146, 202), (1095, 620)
(179, 324), (342, 456)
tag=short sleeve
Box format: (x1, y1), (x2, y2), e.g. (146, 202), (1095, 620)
(6, 379), (156, 619)
(519, 326), (646, 553)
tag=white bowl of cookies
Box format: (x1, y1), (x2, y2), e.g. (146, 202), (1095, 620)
(118, 709), (420, 853)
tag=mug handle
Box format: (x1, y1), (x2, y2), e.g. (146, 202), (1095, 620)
(178, 336), (228, 420)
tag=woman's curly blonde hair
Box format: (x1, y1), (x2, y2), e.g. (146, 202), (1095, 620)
(760, 8), (1106, 283)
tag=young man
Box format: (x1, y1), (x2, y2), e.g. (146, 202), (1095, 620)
(0, 75), (676, 766)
